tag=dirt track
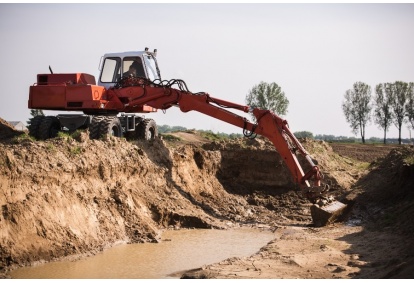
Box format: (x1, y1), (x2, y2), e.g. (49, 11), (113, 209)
(1, 118), (413, 279)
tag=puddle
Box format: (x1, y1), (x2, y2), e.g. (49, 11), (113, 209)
(10, 228), (275, 279)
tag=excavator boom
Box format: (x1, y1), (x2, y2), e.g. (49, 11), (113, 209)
(107, 78), (347, 225)
(107, 78), (340, 203)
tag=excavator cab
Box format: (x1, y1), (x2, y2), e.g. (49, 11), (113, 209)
(98, 49), (161, 90)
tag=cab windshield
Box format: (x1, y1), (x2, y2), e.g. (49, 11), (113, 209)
(143, 54), (160, 81)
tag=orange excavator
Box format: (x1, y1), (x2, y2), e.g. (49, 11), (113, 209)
(28, 48), (346, 226)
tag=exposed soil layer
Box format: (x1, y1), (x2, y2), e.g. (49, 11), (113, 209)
(1, 118), (413, 279)
(182, 143), (414, 279)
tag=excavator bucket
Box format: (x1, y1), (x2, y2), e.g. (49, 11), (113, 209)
(310, 200), (347, 227)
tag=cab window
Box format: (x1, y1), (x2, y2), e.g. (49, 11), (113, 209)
(100, 57), (121, 83)
(143, 55), (159, 81)
(123, 57), (146, 78)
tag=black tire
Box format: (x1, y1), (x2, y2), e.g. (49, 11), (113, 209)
(137, 119), (157, 140)
(38, 116), (61, 140)
(89, 116), (105, 139)
(99, 116), (122, 138)
(28, 115), (45, 139)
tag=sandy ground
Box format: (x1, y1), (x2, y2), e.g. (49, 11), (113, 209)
(1, 118), (413, 279)
(181, 223), (414, 279)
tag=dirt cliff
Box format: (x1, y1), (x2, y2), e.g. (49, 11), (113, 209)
(1, 118), (413, 279)
(0, 120), (307, 271)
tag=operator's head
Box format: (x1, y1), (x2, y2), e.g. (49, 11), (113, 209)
(129, 60), (142, 76)
(129, 64), (137, 76)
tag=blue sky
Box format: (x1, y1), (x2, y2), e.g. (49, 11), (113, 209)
(1, 3), (413, 138)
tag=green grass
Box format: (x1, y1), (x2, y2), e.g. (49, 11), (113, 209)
(46, 143), (56, 152)
(57, 131), (74, 142)
(11, 133), (35, 144)
(69, 146), (82, 155)
(70, 130), (83, 140)
(160, 134), (182, 142)
(356, 161), (371, 170)
(57, 130), (89, 142)
(404, 155), (414, 165)
(199, 131), (228, 141)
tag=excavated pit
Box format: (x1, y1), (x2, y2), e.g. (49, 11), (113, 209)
(0, 119), (339, 272)
(2, 117), (414, 279)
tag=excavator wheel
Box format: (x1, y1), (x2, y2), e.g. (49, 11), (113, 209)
(38, 116), (61, 140)
(28, 115), (45, 139)
(89, 116), (105, 139)
(99, 116), (122, 138)
(136, 118), (158, 141)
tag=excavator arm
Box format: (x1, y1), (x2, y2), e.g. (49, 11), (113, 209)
(175, 93), (325, 201)
(107, 78), (328, 202)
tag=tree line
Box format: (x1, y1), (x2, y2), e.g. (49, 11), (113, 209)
(293, 131), (412, 144)
(342, 81), (414, 144)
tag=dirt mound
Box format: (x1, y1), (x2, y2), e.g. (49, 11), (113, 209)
(0, 127), (360, 275)
(0, 118), (23, 141)
(350, 146), (414, 233)
(0, 135), (227, 271)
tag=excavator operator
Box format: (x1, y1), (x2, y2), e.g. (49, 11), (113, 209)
(123, 60), (146, 78)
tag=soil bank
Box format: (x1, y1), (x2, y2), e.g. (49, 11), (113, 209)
(1, 118), (413, 279)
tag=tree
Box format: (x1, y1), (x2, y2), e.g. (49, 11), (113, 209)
(294, 131), (314, 139)
(406, 82), (414, 131)
(373, 84), (393, 144)
(27, 109), (44, 126)
(245, 81), (289, 121)
(386, 81), (409, 145)
(342, 82), (372, 144)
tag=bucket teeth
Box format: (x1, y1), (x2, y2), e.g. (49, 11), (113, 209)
(310, 200), (347, 227)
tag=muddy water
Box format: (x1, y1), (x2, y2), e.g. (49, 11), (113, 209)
(11, 228), (275, 279)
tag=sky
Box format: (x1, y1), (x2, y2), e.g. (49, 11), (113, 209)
(0, 3), (414, 139)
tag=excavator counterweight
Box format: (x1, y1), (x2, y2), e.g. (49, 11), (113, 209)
(27, 48), (346, 226)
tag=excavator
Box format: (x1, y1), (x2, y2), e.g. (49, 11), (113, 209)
(27, 47), (346, 226)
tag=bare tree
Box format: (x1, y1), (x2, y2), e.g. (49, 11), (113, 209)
(406, 82), (414, 131)
(386, 81), (409, 145)
(245, 81), (289, 122)
(342, 82), (372, 143)
(373, 84), (393, 144)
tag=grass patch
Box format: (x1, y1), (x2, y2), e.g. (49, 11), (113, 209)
(199, 130), (228, 141)
(69, 146), (82, 155)
(160, 134), (182, 142)
(46, 143), (56, 152)
(11, 133), (35, 144)
(57, 130), (86, 142)
(404, 155), (414, 165)
(356, 161), (371, 170)
(70, 130), (83, 140)
(57, 131), (74, 142)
